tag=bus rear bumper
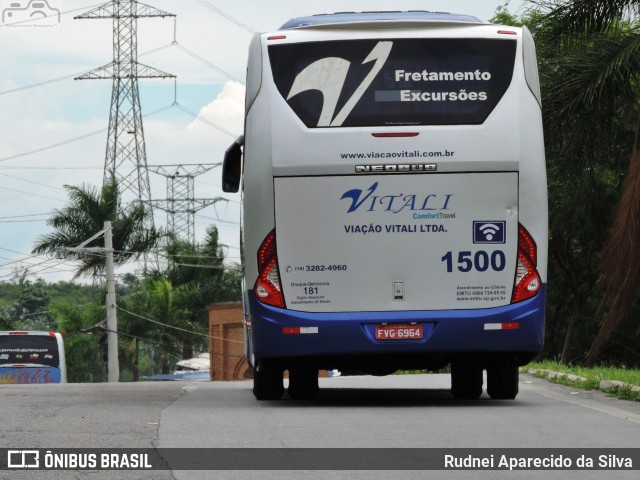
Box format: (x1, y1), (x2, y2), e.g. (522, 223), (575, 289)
(248, 286), (546, 362)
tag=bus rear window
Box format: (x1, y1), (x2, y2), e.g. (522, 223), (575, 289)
(0, 335), (60, 368)
(269, 38), (516, 128)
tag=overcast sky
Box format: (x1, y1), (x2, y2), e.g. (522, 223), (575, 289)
(0, 0), (527, 284)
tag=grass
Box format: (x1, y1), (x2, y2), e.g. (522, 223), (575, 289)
(524, 360), (640, 402)
(396, 362), (640, 402)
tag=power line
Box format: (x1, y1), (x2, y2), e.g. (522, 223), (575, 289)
(0, 213), (50, 219)
(95, 328), (244, 361)
(0, 186), (64, 202)
(0, 129), (106, 164)
(95, 327), (211, 354)
(60, 247), (242, 266)
(0, 42), (175, 97)
(191, 0), (256, 33)
(276, 0), (305, 14)
(0, 104), (174, 164)
(0, 100), (235, 168)
(0, 247), (88, 272)
(0, 172), (65, 191)
(162, 261), (229, 270)
(0, 166), (101, 170)
(160, 251), (238, 260)
(0, 257), (68, 280)
(196, 213), (240, 225)
(0, 100), (237, 182)
(195, 179), (242, 202)
(0, 219), (49, 224)
(173, 103), (239, 137)
(0, 40), (239, 99)
(173, 43), (244, 84)
(0, 71), (90, 97)
(0, 246), (42, 257)
(117, 306), (243, 344)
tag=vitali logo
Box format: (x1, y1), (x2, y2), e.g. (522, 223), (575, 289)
(340, 182), (453, 213)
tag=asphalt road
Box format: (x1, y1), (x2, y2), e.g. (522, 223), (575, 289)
(1, 373), (639, 480)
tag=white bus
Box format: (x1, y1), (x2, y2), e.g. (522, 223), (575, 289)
(223, 11), (547, 401)
(0, 331), (67, 384)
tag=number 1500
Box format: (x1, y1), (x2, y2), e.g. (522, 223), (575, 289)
(441, 251), (506, 273)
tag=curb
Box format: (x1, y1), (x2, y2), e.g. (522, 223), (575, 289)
(526, 368), (640, 396)
(598, 379), (640, 393)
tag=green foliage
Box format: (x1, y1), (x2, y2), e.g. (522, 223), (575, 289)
(490, 6), (526, 26)
(530, 359), (640, 385)
(0, 278), (100, 331)
(5, 175), (241, 381)
(14, 278), (52, 330)
(0, 307), (14, 330)
(527, 360), (640, 401)
(51, 300), (107, 383)
(119, 277), (204, 376)
(165, 225), (241, 326)
(31, 175), (163, 279)
(498, 1), (640, 365)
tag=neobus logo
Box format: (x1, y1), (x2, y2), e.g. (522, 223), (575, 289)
(355, 164), (437, 174)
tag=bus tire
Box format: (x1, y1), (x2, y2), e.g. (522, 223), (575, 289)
(287, 366), (319, 400)
(253, 359), (284, 400)
(450, 361), (483, 400)
(486, 360), (519, 400)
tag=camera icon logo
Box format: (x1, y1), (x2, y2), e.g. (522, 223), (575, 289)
(7, 450), (40, 469)
(2, 1), (61, 27)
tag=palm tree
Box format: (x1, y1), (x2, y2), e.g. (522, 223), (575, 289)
(32, 175), (163, 279)
(532, 0), (640, 363)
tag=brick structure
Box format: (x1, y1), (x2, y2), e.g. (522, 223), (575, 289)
(207, 303), (252, 381)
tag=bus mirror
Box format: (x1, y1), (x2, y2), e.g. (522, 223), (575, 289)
(222, 135), (243, 193)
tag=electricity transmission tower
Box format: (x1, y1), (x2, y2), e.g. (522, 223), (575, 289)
(148, 164), (226, 245)
(74, 0), (175, 219)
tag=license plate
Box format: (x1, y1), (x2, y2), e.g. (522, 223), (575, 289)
(375, 323), (423, 340)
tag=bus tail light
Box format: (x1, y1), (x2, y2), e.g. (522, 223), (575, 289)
(511, 224), (541, 303)
(254, 230), (285, 308)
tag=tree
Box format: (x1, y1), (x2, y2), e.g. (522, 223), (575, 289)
(0, 307), (14, 330)
(165, 226), (241, 316)
(165, 226), (225, 292)
(11, 278), (53, 330)
(519, 1), (640, 364)
(50, 300), (107, 383)
(120, 277), (204, 377)
(32, 175), (163, 279)
(162, 226), (241, 361)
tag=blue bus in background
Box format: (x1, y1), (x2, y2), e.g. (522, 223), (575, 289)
(0, 331), (67, 384)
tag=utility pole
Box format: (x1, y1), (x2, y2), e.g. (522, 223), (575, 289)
(104, 221), (119, 382)
(57, 225), (119, 382)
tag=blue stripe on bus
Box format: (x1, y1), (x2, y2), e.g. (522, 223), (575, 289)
(249, 286), (546, 359)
